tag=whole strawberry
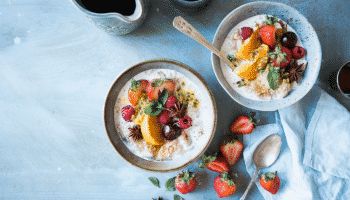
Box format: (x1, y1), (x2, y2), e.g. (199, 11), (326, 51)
(199, 153), (230, 173)
(175, 170), (196, 194)
(260, 171), (280, 194)
(214, 171), (236, 198)
(220, 135), (243, 166)
(230, 113), (258, 135)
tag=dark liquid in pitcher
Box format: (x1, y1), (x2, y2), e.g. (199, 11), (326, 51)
(338, 64), (350, 94)
(79, 0), (136, 16)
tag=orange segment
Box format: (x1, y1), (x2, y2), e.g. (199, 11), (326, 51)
(237, 26), (262, 61)
(141, 115), (165, 146)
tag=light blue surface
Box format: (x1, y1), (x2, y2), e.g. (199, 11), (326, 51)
(0, 0), (349, 199)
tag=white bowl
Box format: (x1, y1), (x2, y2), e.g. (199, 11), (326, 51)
(104, 59), (217, 172)
(212, 1), (322, 111)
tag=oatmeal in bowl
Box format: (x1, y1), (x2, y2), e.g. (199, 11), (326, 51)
(104, 59), (217, 172)
(212, 1), (321, 111)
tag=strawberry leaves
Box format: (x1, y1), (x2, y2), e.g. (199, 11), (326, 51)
(144, 89), (168, 116)
(267, 67), (280, 90)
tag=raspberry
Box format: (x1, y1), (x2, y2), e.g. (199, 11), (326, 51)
(121, 105), (135, 122)
(241, 27), (254, 40)
(178, 115), (192, 129)
(165, 95), (178, 108)
(292, 46), (306, 59)
(157, 110), (171, 124)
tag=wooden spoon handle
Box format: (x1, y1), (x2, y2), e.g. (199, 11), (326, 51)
(173, 16), (233, 67)
(240, 167), (260, 200)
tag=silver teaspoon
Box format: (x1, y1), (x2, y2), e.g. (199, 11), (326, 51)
(240, 134), (282, 200)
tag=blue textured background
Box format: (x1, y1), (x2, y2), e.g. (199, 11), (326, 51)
(0, 0), (349, 199)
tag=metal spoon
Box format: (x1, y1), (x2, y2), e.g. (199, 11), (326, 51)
(240, 134), (282, 200)
(173, 16), (234, 68)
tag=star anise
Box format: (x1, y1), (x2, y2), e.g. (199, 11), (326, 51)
(128, 125), (142, 141)
(167, 102), (188, 119)
(286, 60), (304, 84)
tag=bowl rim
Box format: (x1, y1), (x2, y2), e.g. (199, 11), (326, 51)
(211, 1), (322, 111)
(103, 58), (217, 172)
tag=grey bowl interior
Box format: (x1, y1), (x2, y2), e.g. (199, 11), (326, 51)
(212, 1), (322, 111)
(104, 59), (217, 172)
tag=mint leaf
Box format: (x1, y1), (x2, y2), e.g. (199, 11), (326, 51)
(144, 101), (163, 116)
(267, 67), (280, 90)
(158, 89), (168, 106)
(227, 54), (236, 62)
(165, 177), (176, 191)
(148, 177), (160, 188)
(174, 194), (184, 200)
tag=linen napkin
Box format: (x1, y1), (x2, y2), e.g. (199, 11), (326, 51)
(243, 86), (350, 200)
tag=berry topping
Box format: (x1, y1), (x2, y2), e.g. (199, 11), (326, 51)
(271, 45), (293, 69)
(178, 115), (192, 129)
(281, 32), (297, 49)
(165, 95), (178, 108)
(162, 123), (182, 141)
(157, 110), (171, 124)
(241, 27), (254, 40)
(292, 46), (306, 59)
(121, 105), (135, 122)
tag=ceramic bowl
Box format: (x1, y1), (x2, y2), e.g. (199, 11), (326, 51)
(212, 1), (322, 111)
(104, 59), (217, 172)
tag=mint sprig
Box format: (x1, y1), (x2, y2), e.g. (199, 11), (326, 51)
(144, 89), (168, 116)
(267, 67), (280, 90)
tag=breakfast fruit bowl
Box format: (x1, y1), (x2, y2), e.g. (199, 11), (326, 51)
(212, 1), (321, 111)
(104, 59), (217, 172)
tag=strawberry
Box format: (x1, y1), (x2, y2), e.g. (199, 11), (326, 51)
(241, 27), (254, 40)
(128, 78), (149, 106)
(199, 153), (230, 173)
(260, 25), (277, 49)
(260, 171), (280, 194)
(121, 105), (135, 122)
(271, 45), (293, 69)
(175, 170), (197, 194)
(214, 171), (236, 198)
(146, 79), (175, 101)
(230, 113), (258, 135)
(220, 135), (243, 166)
(292, 46), (306, 59)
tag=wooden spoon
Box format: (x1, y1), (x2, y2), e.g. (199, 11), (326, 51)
(173, 16), (234, 68)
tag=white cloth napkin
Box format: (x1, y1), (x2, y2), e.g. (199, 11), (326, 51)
(243, 86), (350, 200)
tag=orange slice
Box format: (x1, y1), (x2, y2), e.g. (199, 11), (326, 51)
(141, 114), (165, 146)
(237, 26), (262, 61)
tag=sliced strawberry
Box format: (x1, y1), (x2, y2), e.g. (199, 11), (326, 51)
(146, 79), (175, 101)
(128, 79), (148, 106)
(272, 45), (293, 69)
(260, 25), (277, 49)
(214, 171), (236, 198)
(220, 136), (243, 166)
(230, 113), (258, 135)
(199, 153), (230, 173)
(175, 170), (197, 194)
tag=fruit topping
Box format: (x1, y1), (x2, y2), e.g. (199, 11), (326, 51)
(157, 110), (171, 124)
(260, 171), (280, 194)
(128, 79), (149, 106)
(121, 105), (135, 122)
(178, 115), (192, 129)
(175, 170), (197, 194)
(220, 135), (243, 166)
(168, 102), (188, 119)
(237, 26), (262, 60)
(199, 153), (230, 173)
(271, 44), (292, 68)
(141, 114), (164, 146)
(292, 46), (306, 59)
(260, 24), (277, 49)
(230, 113), (258, 135)
(146, 79), (175, 101)
(285, 60), (305, 84)
(128, 125), (143, 141)
(214, 171), (237, 198)
(165, 95), (178, 108)
(281, 31), (297, 49)
(161, 122), (182, 141)
(241, 27), (254, 40)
